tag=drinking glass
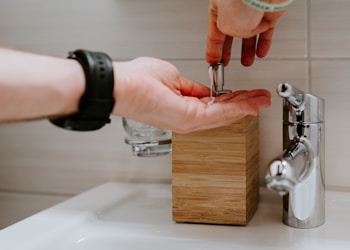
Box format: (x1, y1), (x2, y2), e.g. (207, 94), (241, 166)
(122, 117), (172, 157)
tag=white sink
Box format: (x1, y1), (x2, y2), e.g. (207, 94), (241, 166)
(0, 182), (350, 249)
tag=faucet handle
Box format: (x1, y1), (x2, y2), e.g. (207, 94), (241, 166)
(277, 83), (304, 109)
(277, 83), (325, 123)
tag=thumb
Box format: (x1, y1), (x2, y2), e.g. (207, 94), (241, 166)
(179, 77), (211, 98)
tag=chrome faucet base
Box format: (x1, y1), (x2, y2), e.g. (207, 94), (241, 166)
(283, 188), (325, 228)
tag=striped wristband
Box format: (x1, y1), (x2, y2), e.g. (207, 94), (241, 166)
(242, 0), (294, 12)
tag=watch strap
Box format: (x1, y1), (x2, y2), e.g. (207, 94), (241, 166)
(50, 49), (115, 131)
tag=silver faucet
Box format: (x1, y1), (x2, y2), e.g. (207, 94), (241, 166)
(265, 83), (325, 228)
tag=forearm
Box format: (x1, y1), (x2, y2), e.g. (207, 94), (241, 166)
(0, 48), (85, 122)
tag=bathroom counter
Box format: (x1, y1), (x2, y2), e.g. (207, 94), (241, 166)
(0, 182), (349, 249)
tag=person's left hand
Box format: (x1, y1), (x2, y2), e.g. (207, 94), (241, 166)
(112, 57), (271, 133)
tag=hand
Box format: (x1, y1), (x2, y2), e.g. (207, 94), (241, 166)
(112, 57), (271, 133)
(206, 0), (286, 66)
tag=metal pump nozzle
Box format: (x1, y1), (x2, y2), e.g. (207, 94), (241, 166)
(208, 63), (232, 96)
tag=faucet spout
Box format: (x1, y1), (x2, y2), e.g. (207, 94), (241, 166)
(266, 139), (312, 196)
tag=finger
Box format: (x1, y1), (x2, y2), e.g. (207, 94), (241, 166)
(235, 90), (272, 113)
(239, 95), (271, 116)
(199, 92), (271, 129)
(221, 36), (233, 66)
(216, 89), (271, 103)
(179, 77), (211, 98)
(214, 90), (248, 103)
(241, 36), (257, 67)
(233, 89), (272, 101)
(206, 13), (226, 64)
(205, 90), (271, 126)
(216, 92), (271, 118)
(172, 89), (271, 133)
(256, 27), (275, 58)
(251, 21), (272, 37)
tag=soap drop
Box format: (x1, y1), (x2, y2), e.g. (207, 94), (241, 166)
(207, 97), (215, 106)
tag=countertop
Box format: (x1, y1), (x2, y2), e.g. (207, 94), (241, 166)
(0, 182), (349, 249)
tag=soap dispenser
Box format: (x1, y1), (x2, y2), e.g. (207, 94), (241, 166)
(172, 63), (260, 225)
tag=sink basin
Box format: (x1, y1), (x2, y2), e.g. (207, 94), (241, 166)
(0, 182), (350, 249)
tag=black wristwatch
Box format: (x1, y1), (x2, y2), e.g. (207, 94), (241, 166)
(50, 49), (115, 131)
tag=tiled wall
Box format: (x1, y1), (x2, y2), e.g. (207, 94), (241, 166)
(0, 0), (349, 228)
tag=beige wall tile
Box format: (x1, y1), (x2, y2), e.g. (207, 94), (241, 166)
(0, 119), (171, 195)
(0, 0), (307, 61)
(0, 0), (208, 59)
(310, 0), (350, 58)
(270, 0), (307, 58)
(311, 60), (350, 187)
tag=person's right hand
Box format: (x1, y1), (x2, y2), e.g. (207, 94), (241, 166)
(206, 0), (286, 66)
(112, 57), (271, 133)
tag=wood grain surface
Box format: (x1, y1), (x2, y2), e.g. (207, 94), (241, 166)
(172, 116), (259, 225)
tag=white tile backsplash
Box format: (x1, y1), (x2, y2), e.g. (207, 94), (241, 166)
(0, 0), (208, 59)
(0, 119), (171, 195)
(311, 60), (350, 188)
(1, 0), (350, 228)
(310, 0), (350, 58)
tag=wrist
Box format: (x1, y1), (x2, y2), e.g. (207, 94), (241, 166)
(60, 58), (86, 115)
(110, 61), (131, 117)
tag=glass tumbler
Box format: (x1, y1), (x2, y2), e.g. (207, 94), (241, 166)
(122, 117), (172, 157)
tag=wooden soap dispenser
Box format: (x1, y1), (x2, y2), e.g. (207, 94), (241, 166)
(172, 63), (259, 225)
